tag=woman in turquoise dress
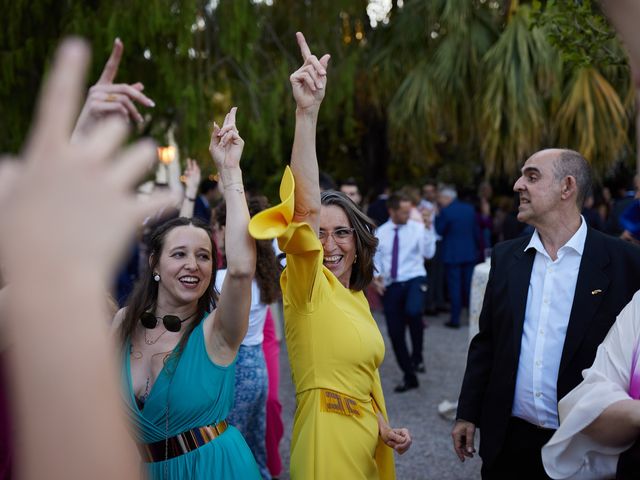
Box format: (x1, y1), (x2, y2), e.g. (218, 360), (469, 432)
(114, 107), (261, 479)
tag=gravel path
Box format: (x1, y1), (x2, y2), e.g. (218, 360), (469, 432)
(275, 311), (482, 479)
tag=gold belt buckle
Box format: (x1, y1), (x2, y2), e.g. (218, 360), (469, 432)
(319, 389), (363, 417)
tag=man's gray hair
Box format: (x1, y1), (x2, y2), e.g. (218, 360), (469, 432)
(553, 150), (592, 208)
(439, 185), (457, 200)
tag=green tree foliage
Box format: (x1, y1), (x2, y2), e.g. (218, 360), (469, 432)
(1, 0), (636, 195)
(532, 0), (625, 70)
(533, 0), (632, 174)
(479, 4), (560, 177)
(371, 0), (633, 182)
(2, 0), (371, 196)
(2, 0), (202, 154)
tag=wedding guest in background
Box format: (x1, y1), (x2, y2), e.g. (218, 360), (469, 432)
(435, 186), (479, 329)
(374, 192), (436, 392)
(214, 195), (281, 479)
(193, 178), (221, 224)
(339, 177), (363, 207)
(262, 307), (284, 479)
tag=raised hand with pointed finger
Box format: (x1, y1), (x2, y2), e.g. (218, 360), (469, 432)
(71, 38), (155, 142)
(209, 107), (244, 174)
(290, 32), (331, 113)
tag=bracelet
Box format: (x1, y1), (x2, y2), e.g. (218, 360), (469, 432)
(186, 196), (196, 202)
(224, 182), (244, 194)
(225, 186), (244, 195)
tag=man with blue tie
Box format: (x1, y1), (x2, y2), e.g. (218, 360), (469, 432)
(374, 192), (436, 392)
(435, 186), (480, 328)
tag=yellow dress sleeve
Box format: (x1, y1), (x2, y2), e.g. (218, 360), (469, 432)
(371, 369), (397, 480)
(248, 167), (324, 311)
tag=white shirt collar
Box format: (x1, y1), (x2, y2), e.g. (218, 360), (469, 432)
(525, 216), (587, 259)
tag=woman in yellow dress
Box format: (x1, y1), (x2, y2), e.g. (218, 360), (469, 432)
(249, 32), (412, 479)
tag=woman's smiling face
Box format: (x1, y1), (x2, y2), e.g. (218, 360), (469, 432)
(155, 225), (213, 306)
(319, 204), (356, 288)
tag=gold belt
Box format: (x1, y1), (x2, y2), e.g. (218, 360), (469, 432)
(139, 419), (229, 463)
(319, 389), (366, 418)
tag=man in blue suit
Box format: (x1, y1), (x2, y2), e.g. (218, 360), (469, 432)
(192, 178), (220, 224)
(436, 186), (480, 328)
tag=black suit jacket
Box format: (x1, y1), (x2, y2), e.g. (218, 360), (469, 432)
(193, 196), (211, 225)
(457, 227), (640, 467)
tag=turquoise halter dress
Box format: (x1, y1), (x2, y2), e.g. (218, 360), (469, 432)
(122, 321), (261, 479)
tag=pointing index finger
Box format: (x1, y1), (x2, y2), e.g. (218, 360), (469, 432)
(228, 106), (237, 126)
(296, 32), (312, 61)
(97, 37), (123, 85)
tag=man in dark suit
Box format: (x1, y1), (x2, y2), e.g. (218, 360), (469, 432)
(435, 186), (480, 328)
(452, 149), (640, 478)
(192, 178), (220, 224)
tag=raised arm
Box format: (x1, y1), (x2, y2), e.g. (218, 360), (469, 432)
(289, 32), (331, 232)
(0, 39), (175, 479)
(179, 158), (202, 218)
(205, 107), (256, 363)
(71, 38), (155, 142)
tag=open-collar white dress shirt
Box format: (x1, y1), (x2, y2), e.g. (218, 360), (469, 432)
(512, 216), (587, 429)
(374, 219), (436, 286)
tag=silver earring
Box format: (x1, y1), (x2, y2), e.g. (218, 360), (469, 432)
(153, 273), (161, 282)
(353, 254), (358, 264)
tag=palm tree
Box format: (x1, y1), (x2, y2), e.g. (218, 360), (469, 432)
(477, 2), (560, 177)
(368, 0), (633, 184)
(554, 66), (628, 173)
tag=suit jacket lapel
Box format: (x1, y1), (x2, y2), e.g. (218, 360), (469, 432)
(559, 229), (610, 376)
(508, 240), (536, 356)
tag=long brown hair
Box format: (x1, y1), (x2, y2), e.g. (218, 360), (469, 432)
(214, 197), (281, 304)
(119, 217), (218, 354)
(320, 190), (378, 291)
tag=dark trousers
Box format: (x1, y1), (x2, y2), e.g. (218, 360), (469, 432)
(382, 276), (426, 382)
(618, 436), (640, 479)
(481, 417), (554, 479)
(425, 241), (446, 311)
(445, 261), (474, 326)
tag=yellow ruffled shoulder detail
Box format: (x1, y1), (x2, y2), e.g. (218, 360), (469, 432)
(248, 166), (295, 240)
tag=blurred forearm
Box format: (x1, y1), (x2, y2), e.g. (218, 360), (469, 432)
(8, 269), (139, 479)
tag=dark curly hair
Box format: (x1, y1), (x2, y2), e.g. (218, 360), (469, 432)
(214, 197), (281, 304)
(320, 190), (378, 291)
(119, 217), (218, 354)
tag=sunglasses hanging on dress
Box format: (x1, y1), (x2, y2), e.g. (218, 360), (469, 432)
(139, 311), (197, 332)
